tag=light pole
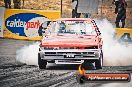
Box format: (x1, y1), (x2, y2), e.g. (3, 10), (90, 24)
(22, 0), (24, 9)
(61, 0), (63, 17)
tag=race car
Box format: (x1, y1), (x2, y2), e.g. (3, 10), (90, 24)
(38, 18), (103, 69)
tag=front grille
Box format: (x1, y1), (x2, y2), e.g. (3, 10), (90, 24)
(45, 52), (56, 54)
(44, 52), (96, 57)
(88, 52), (95, 54)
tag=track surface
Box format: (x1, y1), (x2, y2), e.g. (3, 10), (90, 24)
(0, 39), (132, 87)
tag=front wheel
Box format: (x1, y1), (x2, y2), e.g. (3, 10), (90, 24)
(38, 53), (47, 69)
(95, 52), (103, 69)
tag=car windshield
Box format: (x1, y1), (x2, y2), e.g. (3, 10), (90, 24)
(48, 20), (97, 35)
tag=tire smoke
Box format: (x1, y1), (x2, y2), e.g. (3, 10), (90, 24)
(16, 42), (40, 65)
(96, 19), (132, 66)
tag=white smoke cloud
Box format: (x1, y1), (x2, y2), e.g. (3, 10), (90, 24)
(16, 42), (40, 65)
(96, 19), (132, 66)
(16, 19), (132, 66)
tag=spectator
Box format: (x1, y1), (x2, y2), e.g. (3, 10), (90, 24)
(4, 0), (11, 8)
(13, 0), (21, 9)
(83, 13), (91, 18)
(112, 0), (120, 14)
(115, 0), (127, 28)
(72, 0), (81, 18)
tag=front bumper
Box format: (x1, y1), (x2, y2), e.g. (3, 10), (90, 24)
(39, 49), (101, 60)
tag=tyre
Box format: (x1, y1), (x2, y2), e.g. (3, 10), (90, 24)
(38, 53), (47, 69)
(95, 51), (103, 69)
(82, 60), (94, 70)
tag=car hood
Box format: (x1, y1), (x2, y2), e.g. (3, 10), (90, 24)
(41, 34), (98, 48)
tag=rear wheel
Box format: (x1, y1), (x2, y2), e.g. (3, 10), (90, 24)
(38, 53), (47, 69)
(95, 51), (103, 69)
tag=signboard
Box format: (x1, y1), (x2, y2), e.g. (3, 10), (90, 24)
(115, 28), (132, 42)
(0, 7), (5, 37)
(4, 9), (60, 40)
